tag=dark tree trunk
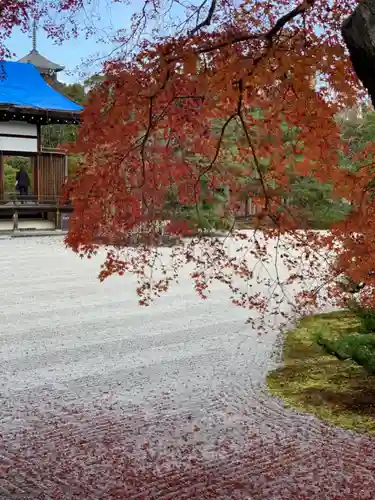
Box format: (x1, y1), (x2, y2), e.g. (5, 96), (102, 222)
(342, 0), (375, 107)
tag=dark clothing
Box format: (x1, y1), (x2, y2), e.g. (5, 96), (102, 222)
(16, 169), (30, 189)
(16, 170), (30, 203)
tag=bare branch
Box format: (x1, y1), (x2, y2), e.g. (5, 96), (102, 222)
(194, 0), (315, 56)
(189, 0), (218, 36)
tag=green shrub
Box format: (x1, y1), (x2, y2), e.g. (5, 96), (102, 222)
(315, 277), (375, 372)
(357, 308), (375, 333)
(337, 276), (375, 333)
(315, 327), (375, 374)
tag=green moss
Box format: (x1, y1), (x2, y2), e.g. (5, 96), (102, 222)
(267, 311), (375, 435)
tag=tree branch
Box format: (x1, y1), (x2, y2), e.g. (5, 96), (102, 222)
(189, 0), (217, 36)
(195, 0), (316, 55)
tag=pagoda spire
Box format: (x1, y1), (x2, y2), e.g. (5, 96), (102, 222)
(32, 18), (37, 51)
(18, 17), (65, 77)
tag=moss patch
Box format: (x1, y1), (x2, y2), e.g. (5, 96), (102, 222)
(267, 310), (375, 435)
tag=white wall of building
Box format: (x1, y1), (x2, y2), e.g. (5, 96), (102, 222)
(0, 121), (38, 153)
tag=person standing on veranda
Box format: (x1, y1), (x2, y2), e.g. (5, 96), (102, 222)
(16, 166), (30, 203)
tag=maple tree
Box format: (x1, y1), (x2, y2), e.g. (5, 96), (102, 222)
(60, 0), (375, 321)
(4, 0), (374, 320)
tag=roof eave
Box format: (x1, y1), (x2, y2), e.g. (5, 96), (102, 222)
(0, 105), (81, 125)
(39, 66), (65, 73)
(18, 50), (65, 73)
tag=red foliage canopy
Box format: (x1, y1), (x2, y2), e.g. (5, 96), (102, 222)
(13, 0), (375, 320)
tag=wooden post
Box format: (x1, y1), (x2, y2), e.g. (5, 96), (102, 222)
(64, 154), (68, 178)
(51, 153), (56, 203)
(37, 124), (41, 153)
(33, 155), (39, 199)
(0, 152), (4, 202)
(36, 124), (41, 202)
(12, 209), (18, 231)
(56, 206), (60, 229)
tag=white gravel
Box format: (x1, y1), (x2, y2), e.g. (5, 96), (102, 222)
(0, 235), (293, 430)
(3, 234), (361, 499)
(0, 237), (280, 383)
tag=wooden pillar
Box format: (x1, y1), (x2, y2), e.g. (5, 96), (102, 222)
(0, 152), (3, 202)
(64, 154), (68, 178)
(36, 124), (41, 201)
(12, 210), (18, 231)
(51, 153), (56, 202)
(32, 155), (39, 199)
(37, 124), (41, 153)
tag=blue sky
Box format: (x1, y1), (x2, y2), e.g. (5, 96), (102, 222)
(6, 0), (187, 84)
(6, 2), (138, 84)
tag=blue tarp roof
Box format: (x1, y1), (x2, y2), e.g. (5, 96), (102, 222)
(0, 61), (83, 113)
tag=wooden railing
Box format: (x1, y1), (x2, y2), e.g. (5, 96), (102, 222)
(0, 192), (71, 206)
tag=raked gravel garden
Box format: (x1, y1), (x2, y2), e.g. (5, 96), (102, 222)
(0, 234), (374, 499)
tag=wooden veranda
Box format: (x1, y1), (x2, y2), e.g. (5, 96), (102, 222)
(0, 148), (68, 204)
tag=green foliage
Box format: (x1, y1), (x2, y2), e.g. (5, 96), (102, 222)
(340, 108), (375, 154)
(339, 109), (375, 176)
(63, 83), (85, 105)
(84, 74), (105, 91)
(180, 110), (351, 230)
(356, 308), (375, 333)
(42, 82), (85, 150)
(316, 329), (375, 374)
(288, 176), (350, 229)
(42, 123), (78, 149)
(4, 157), (31, 194)
(67, 155), (82, 177)
(160, 107), (373, 230)
(315, 297), (375, 374)
(6, 156), (29, 171)
(4, 163), (16, 192)
(165, 176), (231, 231)
(337, 276), (375, 332)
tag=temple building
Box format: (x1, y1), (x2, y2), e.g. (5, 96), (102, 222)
(0, 26), (82, 230)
